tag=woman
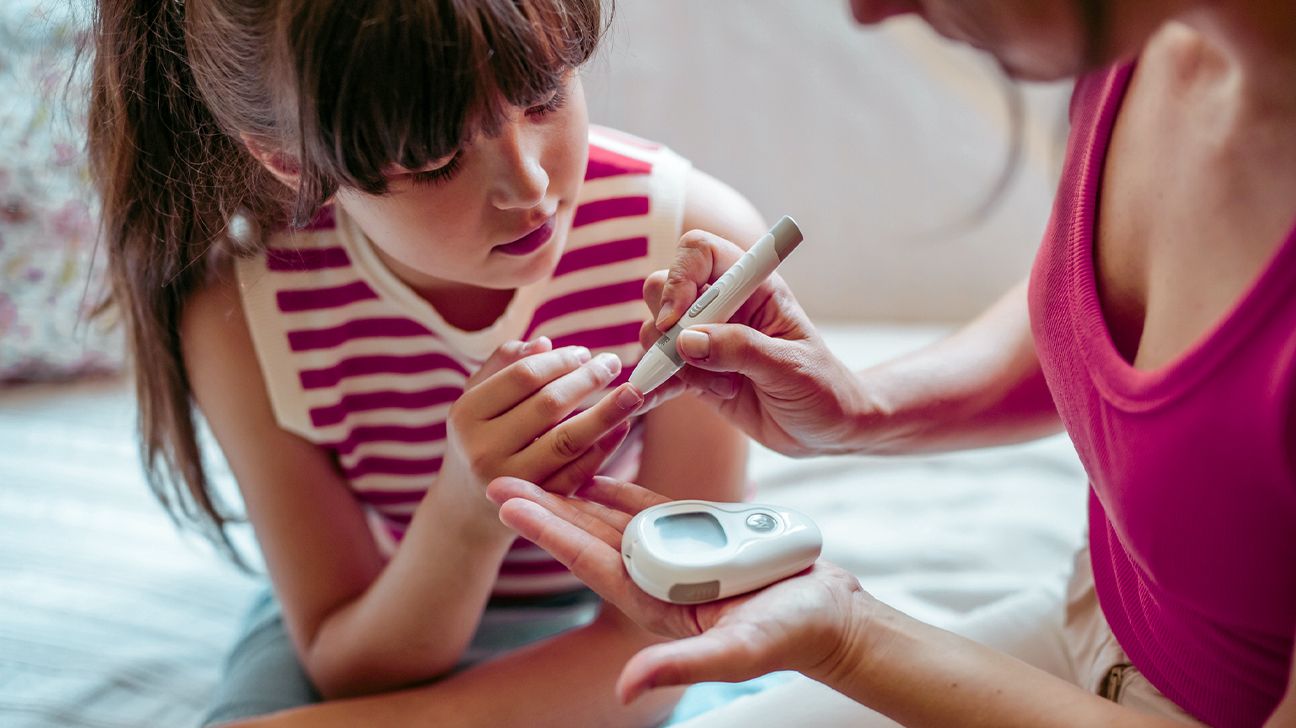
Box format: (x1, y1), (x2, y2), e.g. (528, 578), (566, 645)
(488, 0), (1296, 725)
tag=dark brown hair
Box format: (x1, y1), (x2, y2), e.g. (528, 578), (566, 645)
(88, 0), (607, 562)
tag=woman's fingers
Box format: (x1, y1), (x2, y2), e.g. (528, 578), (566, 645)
(654, 230), (746, 330)
(667, 322), (805, 393)
(641, 270), (669, 327)
(488, 476), (629, 548)
(576, 476), (673, 516)
(493, 490), (690, 639)
(496, 497), (643, 603)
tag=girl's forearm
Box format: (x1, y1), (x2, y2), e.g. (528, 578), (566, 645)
(304, 482), (515, 699)
(847, 279), (1063, 456)
(224, 608), (681, 728)
(813, 596), (1192, 728)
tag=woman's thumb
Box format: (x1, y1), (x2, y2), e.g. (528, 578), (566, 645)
(675, 324), (793, 388)
(616, 630), (772, 704)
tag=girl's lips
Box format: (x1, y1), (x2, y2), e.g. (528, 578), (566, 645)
(494, 217), (556, 256)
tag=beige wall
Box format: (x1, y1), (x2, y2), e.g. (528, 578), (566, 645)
(582, 1), (1073, 323)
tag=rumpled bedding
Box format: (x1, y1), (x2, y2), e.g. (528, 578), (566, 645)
(0, 324), (1087, 727)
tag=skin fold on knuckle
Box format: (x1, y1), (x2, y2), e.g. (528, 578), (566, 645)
(557, 460), (596, 493)
(550, 425), (584, 461)
(512, 356), (547, 390)
(446, 406), (477, 438)
(662, 268), (696, 301)
(467, 443), (500, 474)
(533, 388), (570, 421)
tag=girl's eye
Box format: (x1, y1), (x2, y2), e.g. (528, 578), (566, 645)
(408, 154), (463, 187)
(525, 87), (568, 119)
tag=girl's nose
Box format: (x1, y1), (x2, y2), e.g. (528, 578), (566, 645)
(490, 125), (549, 210)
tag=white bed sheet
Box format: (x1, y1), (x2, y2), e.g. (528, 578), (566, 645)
(0, 324), (1087, 727)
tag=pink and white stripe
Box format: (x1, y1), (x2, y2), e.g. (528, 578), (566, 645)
(238, 126), (689, 596)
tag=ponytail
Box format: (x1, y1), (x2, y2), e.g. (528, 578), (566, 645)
(89, 0), (280, 565)
(87, 0), (608, 564)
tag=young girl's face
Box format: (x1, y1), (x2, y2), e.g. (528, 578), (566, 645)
(333, 74), (590, 294)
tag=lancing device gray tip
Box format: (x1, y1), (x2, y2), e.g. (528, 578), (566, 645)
(769, 215), (803, 259)
(626, 215), (807, 395)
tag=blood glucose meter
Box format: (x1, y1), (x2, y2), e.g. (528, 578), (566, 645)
(621, 500), (823, 604)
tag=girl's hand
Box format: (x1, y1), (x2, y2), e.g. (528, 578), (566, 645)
(440, 338), (645, 530)
(641, 230), (872, 457)
(486, 475), (875, 703)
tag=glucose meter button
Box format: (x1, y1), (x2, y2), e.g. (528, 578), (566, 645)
(746, 512), (779, 532)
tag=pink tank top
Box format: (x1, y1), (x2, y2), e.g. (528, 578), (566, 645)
(1029, 64), (1296, 726)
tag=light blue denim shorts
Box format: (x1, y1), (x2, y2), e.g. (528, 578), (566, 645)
(202, 585), (601, 726)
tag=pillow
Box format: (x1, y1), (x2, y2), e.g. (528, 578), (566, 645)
(0, 1), (122, 382)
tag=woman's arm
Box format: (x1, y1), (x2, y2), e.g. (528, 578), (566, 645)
(816, 597), (1192, 728)
(822, 602), (1296, 728)
(851, 276), (1063, 454)
(484, 476), (1218, 728)
(183, 273), (631, 699)
(642, 232), (1062, 457)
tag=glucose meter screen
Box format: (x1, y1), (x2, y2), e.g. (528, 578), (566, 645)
(655, 513), (728, 552)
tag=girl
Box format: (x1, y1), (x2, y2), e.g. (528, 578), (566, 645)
(88, 0), (760, 725)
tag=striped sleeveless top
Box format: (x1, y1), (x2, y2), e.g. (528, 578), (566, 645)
(236, 126), (691, 596)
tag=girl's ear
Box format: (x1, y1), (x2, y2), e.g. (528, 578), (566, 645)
(240, 133), (302, 191)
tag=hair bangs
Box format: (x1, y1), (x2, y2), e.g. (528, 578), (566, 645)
(281, 0), (604, 227)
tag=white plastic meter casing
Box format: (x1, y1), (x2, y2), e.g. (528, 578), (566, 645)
(621, 500), (823, 604)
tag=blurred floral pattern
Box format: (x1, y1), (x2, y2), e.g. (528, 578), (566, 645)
(1, 0), (122, 382)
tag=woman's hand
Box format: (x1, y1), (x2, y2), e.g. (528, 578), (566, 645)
(642, 230), (872, 456)
(438, 337), (645, 531)
(486, 475), (875, 703)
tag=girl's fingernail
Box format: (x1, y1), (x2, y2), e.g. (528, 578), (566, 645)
(678, 329), (710, 360)
(615, 385), (643, 411)
(573, 346), (592, 363)
(593, 352), (622, 377)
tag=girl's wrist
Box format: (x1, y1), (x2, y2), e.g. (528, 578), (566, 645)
(419, 476), (516, 546)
